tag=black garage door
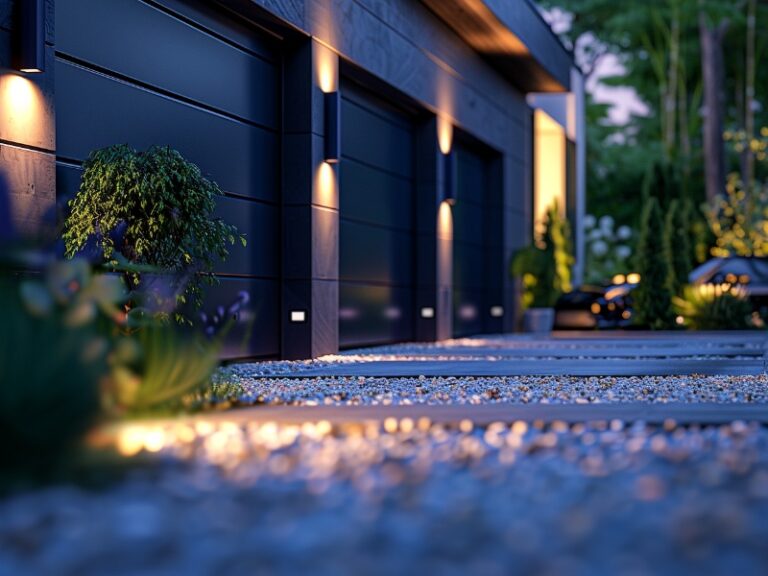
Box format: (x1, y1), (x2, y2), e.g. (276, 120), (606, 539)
(55, 0), (281, 358)
(452, 142), (503, 337)
(339, 81), (416, 348)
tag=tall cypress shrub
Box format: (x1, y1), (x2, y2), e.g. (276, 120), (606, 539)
(665, 199), (693, 296)
(634, 197), (676, 329)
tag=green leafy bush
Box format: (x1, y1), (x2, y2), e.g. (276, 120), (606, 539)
(673, 284), (754, 330)
(512, 203), (573, 309)
(0, 259), (124, 484)
(706, 174), (768, 258)
(633, 197), (676, 329)
(104, 324), (221, 417)
(62, 145), (245, 322)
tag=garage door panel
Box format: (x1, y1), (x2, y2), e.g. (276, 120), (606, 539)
(56, 0), (279, 128)
(453, 243), (486, 290)
(453, 202), (485, 245)
(340, 220), (413, 286)
(339, 283), (413, 348)
(200, 277), (279, 359)
(213, 197), (278, 278)
(339, 80), (416, 347)
(56, 61), (278, 204)
(341, 98), (413, 179)
(454, 289), (484, 337)
(452, 142), (501, 338)
(340, 159), (412, 230)
(57, 0), (282, 358)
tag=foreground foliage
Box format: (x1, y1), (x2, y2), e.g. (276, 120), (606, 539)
(0, 259), (122, 484)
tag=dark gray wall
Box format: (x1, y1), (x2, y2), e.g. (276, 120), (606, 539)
(54, 0), (283, 358)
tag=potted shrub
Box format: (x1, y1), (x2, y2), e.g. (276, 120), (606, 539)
(511, 203), (573, 333)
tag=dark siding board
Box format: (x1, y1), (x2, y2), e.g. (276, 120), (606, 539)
(339, 220), (413, 287)
(201, 277), (280, 359)
(339, 282), (413, 348)
(55, 0), (280, 128)
(55, 60), (279, 204)
(339, 158), (412, 231)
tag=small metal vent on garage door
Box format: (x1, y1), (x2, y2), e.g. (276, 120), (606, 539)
(338, 80), (417, 348)
(54, 0), (282, 358)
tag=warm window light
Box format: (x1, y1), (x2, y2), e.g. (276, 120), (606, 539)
(290, 310), (307, 323)
(420, 307), (435, 319)
(16, 0), (45, 73)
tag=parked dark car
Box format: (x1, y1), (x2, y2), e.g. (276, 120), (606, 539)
(689, 257), (768, 311)
(555, 276), (638, 330)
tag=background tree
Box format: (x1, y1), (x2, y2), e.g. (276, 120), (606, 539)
(633, 197), (676, 329)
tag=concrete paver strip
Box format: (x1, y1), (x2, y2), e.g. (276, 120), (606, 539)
(288, 359), (764, 377)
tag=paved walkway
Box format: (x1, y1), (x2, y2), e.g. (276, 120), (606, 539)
(274, 331), (768, 377)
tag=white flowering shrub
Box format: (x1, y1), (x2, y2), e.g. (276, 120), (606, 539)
(584, 214), (635, 283)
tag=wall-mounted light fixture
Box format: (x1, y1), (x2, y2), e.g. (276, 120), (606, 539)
(490, 306), (504, 318)
(324, 91), (340, 163)
(290, 310), (307, 323)
(420, 307), (435, 319)
(15, 0), (45, 73)
(442, 150), (457, 205)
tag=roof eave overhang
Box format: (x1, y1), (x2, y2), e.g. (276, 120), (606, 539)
(421, 0), (574, 93)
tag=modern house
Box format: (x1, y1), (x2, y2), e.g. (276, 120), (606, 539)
(0, 0), (584, 359)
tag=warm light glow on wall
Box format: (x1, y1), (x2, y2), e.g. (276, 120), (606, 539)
(534, 109), (566, 233)
(437, 200), (453, 290)
(437, 115), (453, 155)
(315, 42), (338, 93)
(0, 73), (47, 145)
(316, 161), (337, 207)
(436, 67), (455, 154)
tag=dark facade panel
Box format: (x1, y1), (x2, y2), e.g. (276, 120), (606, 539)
(54, 0), (282, 358)
(55, 61), (279, 202)
(56, 0), (280, 128)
